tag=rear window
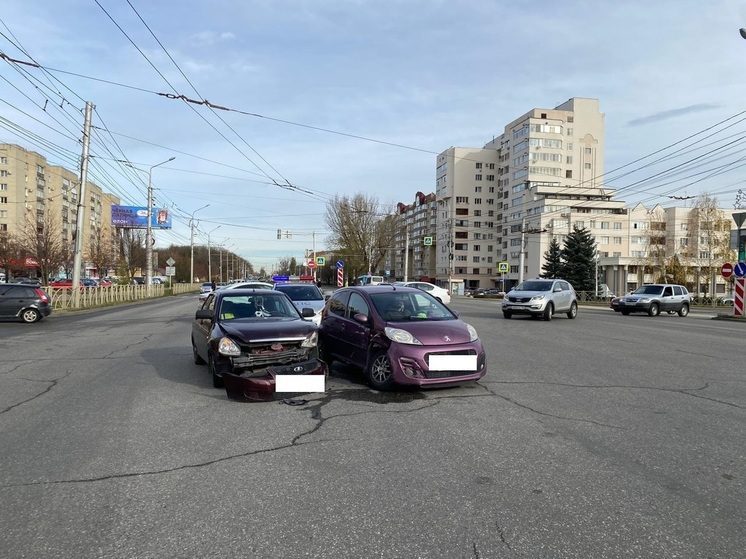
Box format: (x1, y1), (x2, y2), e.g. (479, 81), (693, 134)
(275, 284), (323, 301)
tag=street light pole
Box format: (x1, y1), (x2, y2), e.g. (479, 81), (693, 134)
(207, 225), (221, 283)
(146, 156), (175, 293)
(189, 203), (209, 284)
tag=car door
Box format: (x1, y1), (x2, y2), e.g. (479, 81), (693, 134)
(319, 291), (350, 362)
(345, 292), (372, 366)
(661, 286), (675, 312)
(672, 286), (685, 310)
(0, 285), (20, 317)
(193, 294), (215, 361)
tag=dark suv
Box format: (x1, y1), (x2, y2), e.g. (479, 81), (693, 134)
(610, 284), (691, 317)
(0, 283), (52, 323)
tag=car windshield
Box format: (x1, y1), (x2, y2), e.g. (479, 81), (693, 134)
(275, 284), (323, 301)
(516, 281), (553, 292)
(218, 294), (299, 320)
(632, 286), (664, 295)
(370, 292), (455, 322)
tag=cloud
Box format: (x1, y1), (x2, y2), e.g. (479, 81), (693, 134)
(627, 104), (721, 126)
(190, 30), (236, 46)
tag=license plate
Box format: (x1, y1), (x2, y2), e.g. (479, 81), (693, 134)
(429, 354), (477, 371)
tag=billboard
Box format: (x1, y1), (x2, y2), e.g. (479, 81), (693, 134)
(111, 206), (172, 229)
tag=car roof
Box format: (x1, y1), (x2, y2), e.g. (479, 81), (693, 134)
(344, 285), (419, 294)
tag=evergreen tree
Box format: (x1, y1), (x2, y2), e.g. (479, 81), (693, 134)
(560, 225), (596, 292)
(541, 238), (564, 278)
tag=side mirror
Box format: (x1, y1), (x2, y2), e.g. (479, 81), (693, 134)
(451, 310), (460, 317)
(301, 307), (315, 318)
(195, 309), (213, 320)
(553, 287), (562, 292)
(352, 313), (368, 324)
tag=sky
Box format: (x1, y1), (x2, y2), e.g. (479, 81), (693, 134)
(1, 0), (745, 272)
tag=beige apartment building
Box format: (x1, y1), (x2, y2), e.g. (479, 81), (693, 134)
(0, 143), (120, 277)
(384, 191), (438, 281)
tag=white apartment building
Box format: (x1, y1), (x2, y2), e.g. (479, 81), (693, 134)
(435, 148), (499, 293)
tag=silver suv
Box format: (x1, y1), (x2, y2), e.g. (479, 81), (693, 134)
(502, 278), (578, 321)
(610, 284), (691, 317)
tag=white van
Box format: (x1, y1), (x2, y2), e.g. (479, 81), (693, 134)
(357, 275), (385, 286)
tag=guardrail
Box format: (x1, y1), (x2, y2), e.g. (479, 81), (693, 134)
(44, 282), (199, 310)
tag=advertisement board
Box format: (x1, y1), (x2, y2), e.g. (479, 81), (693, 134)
(111, 206), (172, 229)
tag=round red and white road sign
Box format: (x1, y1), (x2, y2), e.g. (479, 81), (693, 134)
(722, 262), (733, 278)
(307, 260), (316, 269)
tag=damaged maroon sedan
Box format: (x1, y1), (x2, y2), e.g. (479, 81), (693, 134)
(191, 288), (326, 401)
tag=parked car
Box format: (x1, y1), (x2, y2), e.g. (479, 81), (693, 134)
(97, 278), (113, 288)
(273, 282), (327, 325)
(392, 281), (451, 305)
(11, 277), (42, 286)
(610, 284), (691, 317)
(466, 288), (486, 298)
(198, 280), (274, 303)
(191, 288), (325, 400)
(0, 283), (52, 323)
(199, 282), (214, 294)
(318, 286), (486, 390)
(502, 278), (578, 321)
(50, 279), (77, 289)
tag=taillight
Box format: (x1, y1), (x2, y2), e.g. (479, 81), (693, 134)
(34, 288), (49, 303)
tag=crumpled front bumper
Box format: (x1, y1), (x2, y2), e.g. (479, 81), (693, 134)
(222, 357), (327, 402)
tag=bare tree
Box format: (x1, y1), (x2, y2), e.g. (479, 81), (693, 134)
(685, 194), (734, 298)
(119, 228), (146, 280)
(19, 213), (67, 283)
(325, 193), (399, 279)
(0, 231), (21, 279)
(87, 227), (116, 278)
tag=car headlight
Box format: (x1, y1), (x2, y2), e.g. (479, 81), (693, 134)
(218, 337), (241, 356)
(466, 323), (479, 342)
(530, 295), (545, 301)
(301, 331), (318, 348)
(384, 327), (422, 345)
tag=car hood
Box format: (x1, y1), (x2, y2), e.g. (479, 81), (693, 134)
(506, 290), (552, 299)
(290, 300), (325, 313)
(386, 319), (472, 345)
(218, 318), (316, 344)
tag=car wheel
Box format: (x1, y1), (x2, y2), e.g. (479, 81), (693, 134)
(648, 303), (660, 317)
(566, 301), (578, 319)
(621, 310), (630, 316)
(21, 308), (40, 323)
(543, 303), (553, 321)
(503, 311), (512, 319)
(678, 304), (689, 317)
(192, 336), (205, 365)
(367, 351), (395, 391)
(209, 353), (224, 388)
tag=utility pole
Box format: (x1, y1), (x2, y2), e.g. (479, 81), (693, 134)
(404, 225), (410, 282)
(518, 216), (526, 284)
(71, 101), (94, 308)
(145, 157), (175, 293)
(312, 231), (316, 283)
(207, 225), (221, 283)
(189, 203), (209, 284)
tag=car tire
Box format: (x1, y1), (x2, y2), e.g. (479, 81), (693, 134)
(678, 304), (689, 317)
(192, 336), (206, 365)
(367, 351), (395, 391)
(567, 301), (578, 319)
(209, 353), (224, 388)
(543, 303), (553, 321)
(21, 308), (40, 323)
(621, 310), (630, 316)
(503, 311), (512, 319)
(648, 303), (660, 317)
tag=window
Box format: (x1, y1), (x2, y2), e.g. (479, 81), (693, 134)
(454, 243), (468, 251)
(584, 163), (592, 169)
(680, 238), (689, 247)
(0, 170), (8, 177)
(600, 236), (610, 244)
(510, 239), (521, 246)
(589, 220), (596, 228)
(566, 156), (573, 164)
(585, 148), (592, 155)
(613, 237), (622, 244)
(680, 223), (688, 230)
(473, 245), (481, 251)
(472, 268), (480, 275)
(472, 256), (480, 263)
(487, 256), (493, 263)
(567, 116), (574, 123)
(0, 183), (7, 191)
(0, 210), (6, 218)
(456, 208), (469, 216)
(473, 210), (481, 217)
(488, 186), (494, 193)
(510, 266), (518, 273)
(567, 128), (573, 136)
(613, 222), (622, 230)
(474, 186), (482, 193)
(0, 224), (6, 232)
(475, 174), (482, 181)
(613, 252), (622, 257)
(474, 198), (482, 204)
(700, 251), (711, 259)
(475, 162), (482, 169)
(486, 199), (494, 205)
(566, 170), (573, 178)
(575, 221), (585, 229)
(0, 197), (7, 204)
(456, 196), (469, 203)
(600, 222), (610, 229)
(329, 292), (348, 317)
(489, 163), (495, 169)
(0, 157), (7, 164)
(567, 143), (573, 150)
(486, 175), (494, 181)
(473, 221), (481, 227)
(347, 293), (369, 318)
(673, 286), (683, 296)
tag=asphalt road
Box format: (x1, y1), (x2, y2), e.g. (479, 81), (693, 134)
(0, 296), (744, 558)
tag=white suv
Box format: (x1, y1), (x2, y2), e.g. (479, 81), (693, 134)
(502, 278), (578, 321)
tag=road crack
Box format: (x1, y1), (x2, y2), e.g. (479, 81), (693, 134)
(0, 371), (72, 416)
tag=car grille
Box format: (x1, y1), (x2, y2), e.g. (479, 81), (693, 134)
(425, 370), (477, 379)
(232, 341), (310, 370)
(508, 296), (531, 303)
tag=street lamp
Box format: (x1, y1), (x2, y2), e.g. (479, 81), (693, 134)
(207, 225), (221, 283)
(189, 203), (210, 283)
(146, 157), (175, 293)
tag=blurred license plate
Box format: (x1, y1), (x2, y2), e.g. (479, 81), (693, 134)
(429, 355), (477, 371)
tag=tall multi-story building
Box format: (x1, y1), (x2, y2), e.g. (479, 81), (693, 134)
(385, 191), (438, 281)
(435, 148), (500, 293)
(0, 143), (120, 277)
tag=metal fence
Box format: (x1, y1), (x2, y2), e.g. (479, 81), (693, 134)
(45, 282), (199, 310)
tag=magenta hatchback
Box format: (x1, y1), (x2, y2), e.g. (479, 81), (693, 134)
(318, 286), (486, 390)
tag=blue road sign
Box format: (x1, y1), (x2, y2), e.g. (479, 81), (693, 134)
(735, 262), (746, 277)
(336, 260), (345, 269)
